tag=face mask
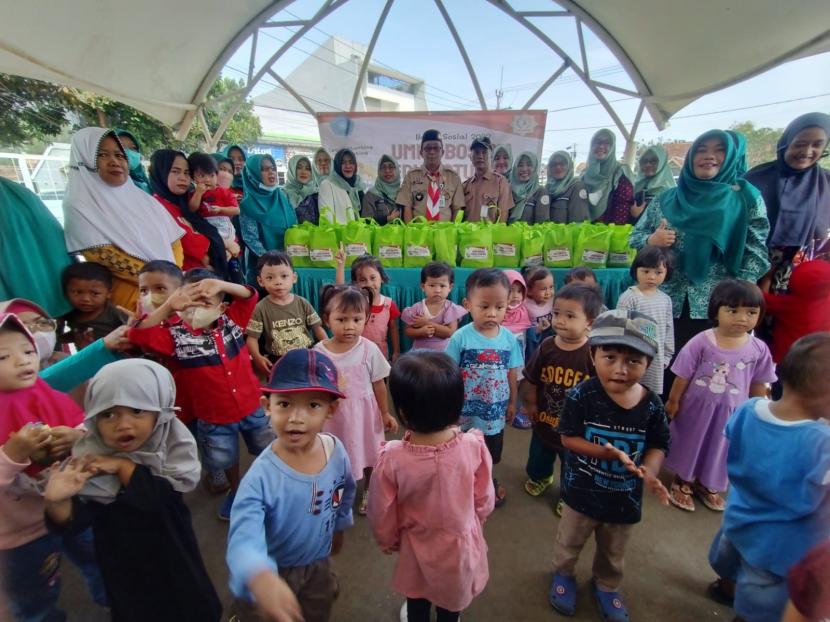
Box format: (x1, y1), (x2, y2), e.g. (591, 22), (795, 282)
(181, 306), (222, 329)
(34, 331), (57, 364)
(259, 182), (277, 192)
(140, 292), (168, 313)
(125, 148), (141, 170)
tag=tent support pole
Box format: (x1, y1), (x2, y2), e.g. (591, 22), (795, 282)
(349, 0), (395, 112)
(434, 0), (487, 110)
(623, 101), (646, 168)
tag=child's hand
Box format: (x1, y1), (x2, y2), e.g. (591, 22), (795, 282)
(525, 407), (539, 423)
(248, 571), (305, 622)
(47, 426), (84, 459)
(83, 455), (130, 477)
(103, 325), (131, 352)
(117, 304), (138, 324)
(505, 403), (516, 424)
(188, 278), (225, 303)
(424, 324), (436, 338)
(194, 180), (208, 196)
(254, 355), (274, 377)
(602, 443), (639, 475)
(536, 317), (551, 334)
(410, 314), (427, 329)
(331, 531), (344, 555)
(44, 459), (94, 503)
(225, 239), (241, 258)
(382, 413), (398, 434)
(391, 350), (400, 364)
(76, 327), (96, 349)
(381, 543), (400, 554)
(335, 243), (346, 268)
(639, 466), (670, 505)
(664, 399), (680, 420)
(2, 424), (53, 463)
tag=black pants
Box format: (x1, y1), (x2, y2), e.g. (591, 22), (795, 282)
(407, 598), (460, 622)
(483, 430), (504, 465)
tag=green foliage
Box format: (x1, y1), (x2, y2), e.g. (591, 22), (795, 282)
(729, 121), (781, 168)
(183, 76), (262, 152)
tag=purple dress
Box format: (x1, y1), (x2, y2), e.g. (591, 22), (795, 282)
(401, 299), (468, 351)
(664, 330), (776, 491)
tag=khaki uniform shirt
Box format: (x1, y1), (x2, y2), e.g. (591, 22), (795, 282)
(462, 171), (513, 222)
(396, 166), (465, 221)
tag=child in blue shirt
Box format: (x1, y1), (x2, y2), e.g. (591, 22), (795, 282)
(445, 268), (523, 508)
(708, 332), (830, 622)
(226, 348), (356, 622)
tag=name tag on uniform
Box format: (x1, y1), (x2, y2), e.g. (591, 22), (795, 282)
(479, 205), (489, 219)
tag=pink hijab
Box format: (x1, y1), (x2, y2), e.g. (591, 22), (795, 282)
(502, 270), (532, 334)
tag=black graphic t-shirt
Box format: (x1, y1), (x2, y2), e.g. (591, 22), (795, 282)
(558, 377), (670, 524)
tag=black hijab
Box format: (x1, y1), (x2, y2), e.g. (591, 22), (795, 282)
(149, 149), (230, 280)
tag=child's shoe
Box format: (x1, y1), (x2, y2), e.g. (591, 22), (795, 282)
(202, 470), (231, 495)
(358, 490), (369, 516)
(524, 474), (555, 497)
(218, 491), (236, 522)
(549, 573), (577, 615)
(511, 410), (532, 429)
(554, 499), (564, 517)
(591, 578), (629, 622)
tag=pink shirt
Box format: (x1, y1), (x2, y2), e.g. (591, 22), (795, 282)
(0, 449), (47, 550)
(368, 428), (495, 612)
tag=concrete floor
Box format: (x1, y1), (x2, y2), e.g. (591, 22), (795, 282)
(57, 425), (734, 621)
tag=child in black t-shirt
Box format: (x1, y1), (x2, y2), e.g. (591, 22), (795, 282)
(58, 262), (127, 350)
(548, 309), (670, 621)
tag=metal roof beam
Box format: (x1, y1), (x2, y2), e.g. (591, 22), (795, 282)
(434, 0), (488, 110)
(349, 0), (395, 112)
(522, 62), (568, 110)
(266, 68), (316, 115)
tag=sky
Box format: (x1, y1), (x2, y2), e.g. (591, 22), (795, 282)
(224, 0), (830, 162)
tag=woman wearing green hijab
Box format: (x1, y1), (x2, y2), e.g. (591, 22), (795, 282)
(632, 145), (676, 221)
(283, 155), (318, 209)
(222, 144), (248, 200)
(507, 151), (540, 223)
(515, 151), (590, 224)
(493, 144), (512, 177)
(114, 129), (151, 194)
(361, 154), (401, 225)
(630, 129), (770, 342)
(581, 128), (635, 223)
(239, 154), (297, 283)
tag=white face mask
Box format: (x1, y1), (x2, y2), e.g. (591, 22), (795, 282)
(181, 305), (223, 329)
(258, 182), (278, 192)
(34, 330), (57, 364)
(140, 292), (168, 313)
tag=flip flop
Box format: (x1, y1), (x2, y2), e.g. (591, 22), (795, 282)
(494, 479), (507, 508)
(694, 483), (725, 512)
(669, 482), (695, 512)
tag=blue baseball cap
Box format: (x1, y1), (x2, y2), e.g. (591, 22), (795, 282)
(262, 349), (346, 399)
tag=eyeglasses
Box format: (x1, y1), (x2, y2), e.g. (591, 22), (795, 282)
(22, 317), (57, 333)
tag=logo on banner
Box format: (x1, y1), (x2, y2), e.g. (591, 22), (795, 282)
(512, 114), (539, 136)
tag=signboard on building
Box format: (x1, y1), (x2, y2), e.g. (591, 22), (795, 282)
(246, 144), (286, 164)
(316, 110), (547, 183)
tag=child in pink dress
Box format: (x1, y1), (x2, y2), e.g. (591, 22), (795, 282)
(369, 349), (495, 622)
(313, 285), (398, 516)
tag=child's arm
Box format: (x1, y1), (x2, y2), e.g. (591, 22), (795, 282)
(506, 367), (518, 424)
(210, 205), (240, 217)
(190, 278), (252, 302)
(749, 383), (769, 398)
(664, 300), (675, 364)
(638, 448), (670, 505)
(561, 435), (628, 462)
(0, 425), (53, 495)
(312, 324), (328, 342)
(134, 286), (195, 328)
(519, 379), (539, 422)
(43, 458), (95, 525)
(388, 318), (400, 362)
(187, 186), (205, 213)
(403, 324), (433, 339)
(372, 379), (398, 433)
(664, 376), (690, 419)
(334, 243), (346, 285)
(246, 335), (272, 377)
(430, 319), (459, 339)
(366, 450), (401, 553)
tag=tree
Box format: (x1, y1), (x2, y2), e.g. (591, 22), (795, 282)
(729, 121), (781, 168)
(182, 76), (262, 153)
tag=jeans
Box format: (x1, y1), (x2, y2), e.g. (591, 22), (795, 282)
(525, 432), (567, 485)
(197, 407), (275, 471)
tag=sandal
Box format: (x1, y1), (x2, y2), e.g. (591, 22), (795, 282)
(554, 499), (564, 517)
(707, 579), (735, 607)
(524, 475), (555, 497)
(548, 573), (577, 616)
(358, 490), (369, 516)
(494, 479), (507, 508)
(592, 579), (629, 622)
(669, 482), (695, 512)
(694, 483), (725, 512)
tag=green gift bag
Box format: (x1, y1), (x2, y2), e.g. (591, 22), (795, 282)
(340, 219), (374, 267)
(491, 223), (522, 268)
(543, 223), (574, 268)
(308, 224), (339, 268)
(284, 223), (313, 268)
(573, 223), (612, 268)
(607, 223), (636, 267)
(373, 219), (405, 268)
(403, 217), (434, 268)
(458, 223), (494, 268)
(520, 227), (545, 267)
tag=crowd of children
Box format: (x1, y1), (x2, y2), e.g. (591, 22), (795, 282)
(1, 233), (829, 622)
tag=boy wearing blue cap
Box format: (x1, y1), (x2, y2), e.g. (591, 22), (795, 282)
(226, 349), (356, 622)
(548, 309), (671, 622)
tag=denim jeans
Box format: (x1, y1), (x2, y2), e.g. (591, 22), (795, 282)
(197, 407), (275, 471)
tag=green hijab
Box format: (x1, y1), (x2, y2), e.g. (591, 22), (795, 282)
(546, 151), (577, 197)
(634, 145), (676, 196)
(283, 155), (318, 208)
(508, 151), (540, 222)
(211, 152), (234, 171)
(372, 154), (401, 200)
(492, 144), (513, 176)
(659, 129), (760, 284)
(114, 129), (151, 194)
(313, 147), (331, 183)
(240, 154), (297, 251)
(581, 129), (633, 220)
(222, 144), (247, 190)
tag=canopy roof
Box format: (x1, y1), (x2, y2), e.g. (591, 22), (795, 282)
(2, 0), (828, 143)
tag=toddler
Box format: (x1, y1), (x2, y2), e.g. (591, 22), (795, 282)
(401, 261), (467, 350)
(227, 349), (355, 622)
(502, 270), (533, 429)
(58, 262), (127, 350)
(664, 279), (775, 512)
(187, 152), (241, 261)
(522, 265), (555, 359)
(564, 266), (609, 314)
(369, 350), (495, 622)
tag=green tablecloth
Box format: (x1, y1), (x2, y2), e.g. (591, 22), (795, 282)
(296, 267), (632, 318)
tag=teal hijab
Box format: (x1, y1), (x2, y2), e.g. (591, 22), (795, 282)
(634, 145), (676, 196)
(283, 155), (318, 208)
(659, 129), (760, 284)
(114, 129), (151, 194)
(0, 177), (72, 316)
(313, 147), (331, 183)
(222, 144), (247, 190)
(508, 152), (540, 222)
(546, 151), (577, 197)
(372, 154), (401, 200)
(493, 144), (513, 176)
(581, 129), (633, 220)
(240, 155), (297, 250)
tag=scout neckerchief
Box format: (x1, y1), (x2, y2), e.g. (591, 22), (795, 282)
(425, 168), (443, 221)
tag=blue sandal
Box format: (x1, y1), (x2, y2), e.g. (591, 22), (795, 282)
(592, 579), (629, 622)
(548, 573), (577, 616)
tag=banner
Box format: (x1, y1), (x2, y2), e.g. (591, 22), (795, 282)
(316, 110), (547, 184)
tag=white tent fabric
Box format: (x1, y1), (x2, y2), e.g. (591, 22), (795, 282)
(1, 0), (828, 135)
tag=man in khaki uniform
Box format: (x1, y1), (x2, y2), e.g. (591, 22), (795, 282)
(462, 136), (513, 222)
(396, 129), (465, 222)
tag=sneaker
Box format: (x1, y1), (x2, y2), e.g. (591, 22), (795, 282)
(400, 602), (407, 622)
(358, 490), (369, 516)
(549, 573), (577, 616)
(218, 491), (236, 522)
(202, 470), (231, 495)
(511, 410), (532, 429)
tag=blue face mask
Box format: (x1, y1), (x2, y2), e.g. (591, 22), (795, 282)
(259, 182), (277, 192)
(125, 148), (141, 170)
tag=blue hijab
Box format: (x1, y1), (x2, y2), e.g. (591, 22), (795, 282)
(240, 154), (297, 250)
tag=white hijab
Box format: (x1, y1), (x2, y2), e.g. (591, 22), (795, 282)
(72, 359), (200, 504)
(62, 127), (184, 263)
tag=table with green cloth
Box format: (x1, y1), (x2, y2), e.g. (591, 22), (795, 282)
(295, 267), (633, 333)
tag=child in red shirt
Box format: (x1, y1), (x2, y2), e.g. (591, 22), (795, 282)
(187, 153), (241, 261)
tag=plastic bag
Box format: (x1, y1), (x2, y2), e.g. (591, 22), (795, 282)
(283, 223), (313, 268)
(607, 223), (636, 267)
(491, 223), (522, 268)
(458, 223), (494, 268)
(573, 223), (612, 268)
(373, 219), (405, 268)
(543, 223), (575, 268)
(340, 219), (374, 267)
(432, 221), (458, 267)
(520, 227), (545, 267)
(308, 224), (339, 268)
(403, 216), (434, 268)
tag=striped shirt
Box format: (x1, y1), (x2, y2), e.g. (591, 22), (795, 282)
(616, 286), (674, 394)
